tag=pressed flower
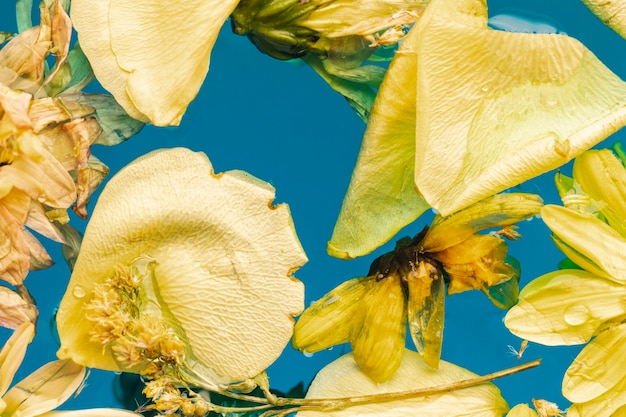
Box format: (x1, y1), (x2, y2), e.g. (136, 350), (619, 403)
(0, 0), (143, 325)
(329, 0), (626, 259)
(505, 149), (626, 416)
(0, 321), (140, 417)
(294, 193), (541, 381)
(56, 148), (307, 392)
(296, 349), (509, 416)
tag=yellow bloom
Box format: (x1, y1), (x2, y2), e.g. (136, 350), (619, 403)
(0, 322), (140, 417)
(581, 0), (626, 40)
(329, 0), (626, 259)
(56, 148), (307, 389)
(505, 149), (626, 416)
(297, 349), (509, 417)
(294, 193), (541, 381)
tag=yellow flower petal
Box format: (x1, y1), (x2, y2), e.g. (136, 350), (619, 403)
(351, 273), (406, 382)
(298, 349), (509, 416)
(507, 404), (538, 417)
(327, 23), (429, 259)
(567, 372), (626, 417)
(563, 322), (626, 403)
(407, 0), (626, 216)
(505, 270), (626, 345)
(0, 321), (34, 396)
(420, 193), (542, 253)
(38, 410), (141, 417)
(71, 0), (240, 126)
(573, 149), (626, 237)
(581, 0), (626, 40)
(2, 359), (84, 417)
(541, 204), (626, 282)
(56, 148), (306, 383)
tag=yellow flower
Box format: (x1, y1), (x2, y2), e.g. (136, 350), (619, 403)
(329, 0), (626, 259)
(505, 149), (626, 417)
(294, 193), (541, 381)
(56, 148), (307, 390)
(0, 321), (140, 417)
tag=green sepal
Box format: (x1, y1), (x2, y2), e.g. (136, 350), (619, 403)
(482, 256), (520, 309)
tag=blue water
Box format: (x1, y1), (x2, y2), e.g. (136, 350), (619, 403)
(2, 0), (626, 413)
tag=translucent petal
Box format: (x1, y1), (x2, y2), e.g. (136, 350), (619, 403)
(328, 24), (429, 259)
(567, 372), (626, 417)
(507, 404), (538, 417)
(407, 260), (444, 369)
(563, 323), (626, 402)
(505, 270), (626, 345)
(71, 0), (239, 126)
(581, 0), (626, 40)
(541, 204), (626, 282)
(410, 0), (626, 216)
(298, 350), (509, 416)
(2, 359), (84, 417)
(56, 148), (307, 383)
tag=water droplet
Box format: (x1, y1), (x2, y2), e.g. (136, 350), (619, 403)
(327, 346), (334, 351)
(73, 285), (86, 299)
(564, 304), (591, 326)
(481, 86), (489, 93)
(303, 350), (314, 358)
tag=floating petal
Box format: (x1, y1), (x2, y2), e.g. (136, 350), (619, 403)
(56, 148), (306, 383)
(505, 270), (626, 345)
(71, 0), (239, 125)
(298, 349), (508, 416)
(406, 0), (626, 216)
(581, 0), (626, 40)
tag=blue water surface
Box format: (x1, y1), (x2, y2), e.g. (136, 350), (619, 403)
(1, 0), (626, 413)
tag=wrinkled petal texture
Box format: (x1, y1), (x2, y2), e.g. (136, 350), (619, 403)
(0, 322), (34, 397)
(581, 0), (626, 40)
(411, 0), (626, 216)
(505, 270), (626, 345)
(57, 148), (306, 382)
(71, 0), (239, 126)
(298, 349), (508, 416)
(328, 23), (429, 259)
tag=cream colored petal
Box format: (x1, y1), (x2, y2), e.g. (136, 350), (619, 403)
(0, 321), (34, 396)
(328, 24), (429, 259)
(563, 323), (626, 403)
(2, 359), (84, 417)
(56, 148), (306, 383)
(505, 270), (626, 345)
(573, 149), (626, 237)
(410, 0), (626, 216)
(581, 0), (626, 40)
(71, 0), (239, 126)
(541, 204), (626, 282)
(298, 349), (508, 416)
(507, 404), (538, 417)
(0, 287), (38, 329)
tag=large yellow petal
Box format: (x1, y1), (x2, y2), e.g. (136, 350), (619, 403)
(567, 372), (626, 417)
(507, 404), (538, 417)
(71, 0), (239, 126)
(298, 349), (508, 416)
(410, 0), (626, 216)
(563, 322), (626, 403)
(328, 24), (429, 259)
(505, 270), (626, 345)
(541, 204), (626, 283)
(39, 410), (141, 417)
(581, 0), (626, 40)
(56, 148), (306, 383)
